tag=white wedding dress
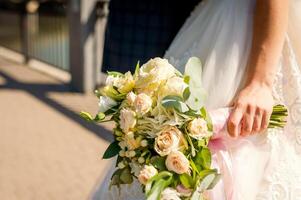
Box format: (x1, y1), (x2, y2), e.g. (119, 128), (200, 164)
(96, 0), (301, 199)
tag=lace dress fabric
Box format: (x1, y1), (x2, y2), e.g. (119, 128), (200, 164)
(96, 0), (301, 199)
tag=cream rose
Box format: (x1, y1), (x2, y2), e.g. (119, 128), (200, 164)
(154, 126), (183, 156)
(120, 108), (136, 133)
(165, 151), (190, 174)
(160, 76), (188, 97)
(187, 118), (212, 140)
(134, 93), (152, 115)
(138, 165), (158, 185)
(98, 96), (117, 113)
(161, 188), (181, 200)
(126, 91), (137, 106)
(136, 58), (176, 94)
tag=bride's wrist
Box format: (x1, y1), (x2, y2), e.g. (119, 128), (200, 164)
(247, 70), (275, 90)
(247, 79), (273, 91)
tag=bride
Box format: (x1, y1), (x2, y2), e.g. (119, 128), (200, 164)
(96, 0), (301, 199)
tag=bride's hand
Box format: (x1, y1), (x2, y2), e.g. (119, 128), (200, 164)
(227, 82), (274, 137)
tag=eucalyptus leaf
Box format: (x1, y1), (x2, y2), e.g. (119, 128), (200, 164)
(184, 57), (207, 110)
(207, 173), (221, 190)
(197, 173), (217, 191)
(146, 179), (165, 200)
(161, 95), (189, 113)
(102, 141), (121, 159)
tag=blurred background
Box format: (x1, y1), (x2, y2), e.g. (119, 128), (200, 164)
(0, 0), (199, 199)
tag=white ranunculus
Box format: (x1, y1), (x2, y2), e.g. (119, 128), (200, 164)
(134, 93), (152, 115)
(120, 108), (136, 133)
(138, 165), (158, 185)
(136, 58), (176, 94)
(106, 72), (135, 94)
(161, 188), (181, 200)
(161, 76), (188, 97)
(154, 126), (183, 156)
(98, 96), (117, 113)
(187, 118), (212, 140)
(165, 151), (190, 174)
(126, 91), (137, 106)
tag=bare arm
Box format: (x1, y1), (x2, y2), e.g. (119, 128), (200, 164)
(228, 0), (289, 137)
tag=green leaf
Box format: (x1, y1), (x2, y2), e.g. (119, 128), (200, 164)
(161, 95), (189, 113)
(150, 156), (166, 171)
(195, 147), (212, 169)
(183, 87), (191, 101)
(80, 111), (94, 122)
(94, 112), (106, 122)
(102, 141), (121, 159)
(179, 173), (194, 189)
(110, 169), (122, 186)
(107, 71), (123, 77)
(120, 167), (133, 184)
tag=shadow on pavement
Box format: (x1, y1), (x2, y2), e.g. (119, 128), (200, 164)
(0, 70), (113, 143)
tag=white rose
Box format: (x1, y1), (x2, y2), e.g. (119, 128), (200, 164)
(105, 75), (118, 86)
(161, 188), (181, 200)
(120, 108), (136, 133)
(136, 58), (176, 94)
(126, 92), (137, 106)
(160, 76), (188, 97)
(138, 165), (158, 185)
(134, 93), (152, 115)
(154, 126), (183, 156)
(165, 151), (190, 174)
(98, 96), (117, 113)
(187, 118), (212, 140)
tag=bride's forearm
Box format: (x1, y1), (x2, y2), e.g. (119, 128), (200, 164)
(247, 0), (289, 88)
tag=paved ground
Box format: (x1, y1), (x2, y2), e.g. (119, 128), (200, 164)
(0, 57), (114, 200)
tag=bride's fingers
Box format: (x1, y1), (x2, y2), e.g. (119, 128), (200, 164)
(241, 105), (255, 136)
(261, 110), (271, 130)
(252, 108), (263, 133)
(227, 105), (244, 137)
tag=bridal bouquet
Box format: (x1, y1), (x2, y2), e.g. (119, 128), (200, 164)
(80, 57), (287, 200)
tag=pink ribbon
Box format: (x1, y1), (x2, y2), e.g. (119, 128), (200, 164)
(207, 107), (252, 200)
